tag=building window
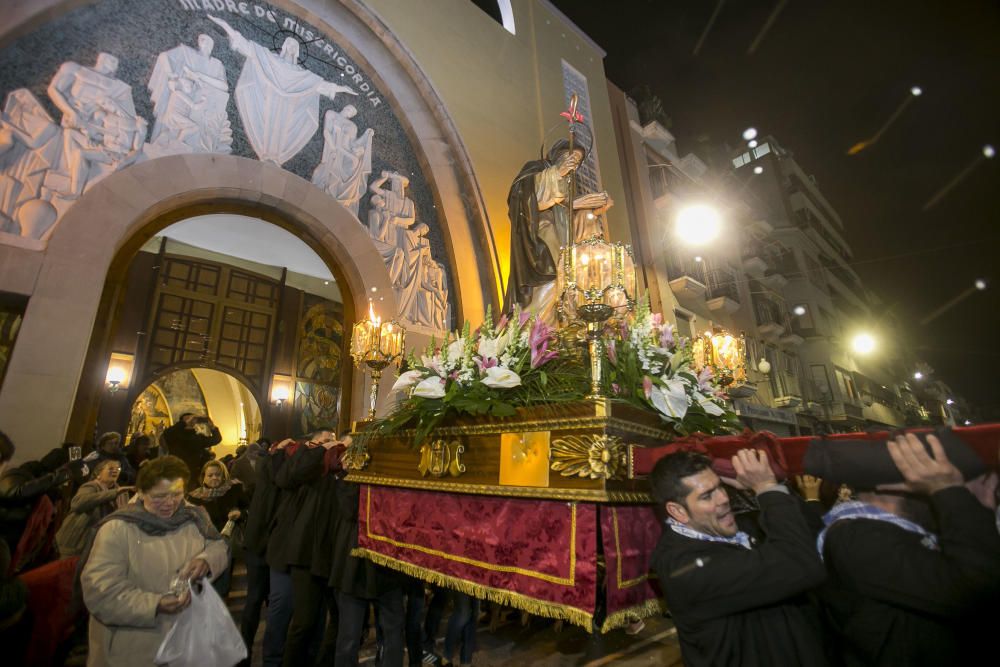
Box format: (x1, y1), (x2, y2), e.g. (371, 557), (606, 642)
(810, 364), (832, 399)
(834, 366), (858, 401)
(752, 143), (770, 159)
(468, 1), (516, 34)
(561, 60), (601, 194)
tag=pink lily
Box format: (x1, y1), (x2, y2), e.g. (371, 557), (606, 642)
(642, 375), (654, 399)
(659, 323), (674, 349)
(697, 367), (714, 392)
(529, 319), (559, 368)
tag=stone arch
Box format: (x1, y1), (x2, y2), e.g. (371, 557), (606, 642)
(0, 154), (401, 455)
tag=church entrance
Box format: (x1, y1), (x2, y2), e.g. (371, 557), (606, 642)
(94, 211), (351, 447)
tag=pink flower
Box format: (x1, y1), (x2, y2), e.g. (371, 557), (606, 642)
(642, 375), (654, 399)
(606, 339), (618, 366)
(659, 324), (674, 349)
(497, 313), (509, 331)
(697, 367), (714, 392)
(612, 382), (621, 396)
(529, 319), (559, 369)
(476, 356), (498, 371)
(518, 309), (531, 327)
(651, 312), (663, 326)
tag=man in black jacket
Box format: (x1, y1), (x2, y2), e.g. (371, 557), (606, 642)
(161, 414), (221, 488)
(650, 449), (828, 667)
(819, 432), (1000, 665)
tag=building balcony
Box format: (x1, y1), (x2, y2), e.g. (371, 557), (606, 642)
(705, 266), (741, 314)
(742, 255), (768, 278)
(779, 332), (804, 347)
(761, 271), (788, 289)
(774, 395), (802, 408)
(753, 292), (788, 340)
(666, 252), (708, 301)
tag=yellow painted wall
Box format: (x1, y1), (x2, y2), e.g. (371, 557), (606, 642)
(364, 0), (630, 303)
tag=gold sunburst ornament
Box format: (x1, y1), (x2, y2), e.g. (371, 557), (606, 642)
(550, 434), (627, 480)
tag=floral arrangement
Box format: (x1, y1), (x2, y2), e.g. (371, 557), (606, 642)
(376, 307), (588, 443)
(370, 302), (739, 444)
(603, 300), (741, 435)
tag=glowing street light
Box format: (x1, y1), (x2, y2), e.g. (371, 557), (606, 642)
(984, 145), (996, 159)
(851, 332), (876, 355)
(748, 139), (758, 148)
(913, 371), (924, 380)
(975, 278), (988, 290)
(792, 305), (807, 316)
(753, 166), (764, 174)
(742, 127), (758, 141)
(910, 86), (923, 96)
(675, 204), (721, 246)
(945, 398), (955, 405)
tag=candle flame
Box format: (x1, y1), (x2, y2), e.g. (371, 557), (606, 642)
(368, 302), (380, 326)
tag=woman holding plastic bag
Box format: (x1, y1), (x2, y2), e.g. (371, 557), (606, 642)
(80, 455), (240, 666)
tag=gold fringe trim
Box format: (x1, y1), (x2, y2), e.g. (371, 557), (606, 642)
(600, 596), (668, 633)
(352, 547), (595, 631)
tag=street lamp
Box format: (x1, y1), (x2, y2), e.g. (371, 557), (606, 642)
(851, 332), (876, 355)
(675, 204), (721, 245)
(913, 371), (924, 380)
(742, 127), (758, 141)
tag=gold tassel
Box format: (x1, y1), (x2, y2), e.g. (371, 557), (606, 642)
(352, 547), (595, 631)
(599, 596), (668, 633)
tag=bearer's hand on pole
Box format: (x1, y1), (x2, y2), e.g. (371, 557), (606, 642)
(732, 449), (779, 495)
(884, 433), (962, 495)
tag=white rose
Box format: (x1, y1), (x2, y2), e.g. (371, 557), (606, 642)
(412, 376), (447, 399)
(390, 370), (424, 393)
(480, 366), (522, 389)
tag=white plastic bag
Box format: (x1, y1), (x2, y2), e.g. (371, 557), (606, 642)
(154, 581), (247, 667)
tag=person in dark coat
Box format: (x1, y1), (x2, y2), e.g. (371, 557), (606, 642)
(83, 432), (136, 486)
(265, 428), (343, 667)
(186, 459), (248, 598)
(818, 432), (1000, 666)
(239, 440), (290, 667)
(329, 466), (405, 666)
(124, 434), (155, 472)
(161, 414), (221, 489)
(649, 449), (828, 667)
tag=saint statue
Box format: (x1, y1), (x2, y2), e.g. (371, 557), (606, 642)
(503, 138), (613, 321)
(146, 34), (232, 157)
(208, 16), (356, 165)
(46, 53), (147, 199)
(367, 170), (415, 245)
(311, 105), (374, 217)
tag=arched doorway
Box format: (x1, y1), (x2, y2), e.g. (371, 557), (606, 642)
(95, 210), (354, 444)
(125, 367), (262, 461)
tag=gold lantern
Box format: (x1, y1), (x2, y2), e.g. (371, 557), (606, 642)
(557, 231), (637, 399)
(350, 303), (406, 419)
(692, 329), (748, 387)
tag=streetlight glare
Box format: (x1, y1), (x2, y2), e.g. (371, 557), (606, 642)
(675, 204), (722, 245)
(793, 305), (807, 316)
(984, 145), (996, 159)
(747, 139), (758, 148)
(913, 371), (924, 380)
(910, 86), (922, 96)
(742, 127), (758, 141)
(851, 333), (876, 355)
(975, 278), (987, 290)
(753, 166), (764, 174)
(946, 398), (955, 405)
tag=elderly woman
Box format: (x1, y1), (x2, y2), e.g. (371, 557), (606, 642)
(81, 455), (228, 667)
(55, 458), (131, 557)
(188, 459), (248, 597)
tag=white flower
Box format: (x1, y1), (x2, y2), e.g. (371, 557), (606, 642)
(420, 354), (444, 377)
(696, 392), (725, 416)
(391, 370), (424, 393)
(650, 378), (689, 419)
(412, 376), (446, 399)
(480, 366), (522, 389)
(477, 335), (508, 360)
(447, 337), (466, 362)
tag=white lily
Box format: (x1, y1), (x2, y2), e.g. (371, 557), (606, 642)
(420, 354), (444, 377)
(650, 378), (689, 419)
(446, 337), (466, 363)
(478, 335), (508, 361)
(696, 392), (726, 416)
(390, 370), (424, 394)
(412, 376), (447, 399)
(480, 366), (522, 389)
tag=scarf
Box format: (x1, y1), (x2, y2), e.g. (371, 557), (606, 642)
(667, 517), (753, 550)
(188, 480), (234, 500)
(816, 501), (939, 559)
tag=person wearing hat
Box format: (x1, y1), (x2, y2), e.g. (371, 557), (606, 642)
(649, 448), (828, 667)
(816, 432), (1000, 665)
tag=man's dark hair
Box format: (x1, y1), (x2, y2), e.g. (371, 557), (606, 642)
(178, 413), (193, 423)
(136, 455), (190, 492)
(0, 430), (14, 464)
(650, 451), (714, 506)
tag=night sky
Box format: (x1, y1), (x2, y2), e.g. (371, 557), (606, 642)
(551, 0), (1000, 416)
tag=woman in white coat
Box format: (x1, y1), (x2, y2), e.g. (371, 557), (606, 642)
(80, 455), (229, 666)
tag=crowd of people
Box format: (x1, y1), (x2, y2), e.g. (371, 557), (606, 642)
(1, 418), (999, 667)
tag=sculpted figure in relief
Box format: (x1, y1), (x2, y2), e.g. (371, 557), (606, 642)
(311, 105), (374, 217)
(0, 89), (62, 238)
(46, 53), (147, 199)
(209, 16), (356, 165)
(146, 34), (232, 157)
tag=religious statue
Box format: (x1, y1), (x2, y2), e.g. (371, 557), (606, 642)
(146, 34), (232, 157)
(0, 89), (62, 238)
(311, 105), (374, 217)
(46, 53), (147, 199)
(503, 138), (613, 321)
(208, 16), (357, 165)
(367, 170), (416, 245)
(413, 244), (450, 331)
